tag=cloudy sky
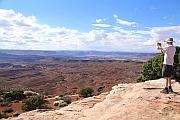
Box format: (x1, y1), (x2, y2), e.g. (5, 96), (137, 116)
(0, 0), (180, 52)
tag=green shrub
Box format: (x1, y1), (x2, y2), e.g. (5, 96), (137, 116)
(0, 97), (3, 102)
(22, 96), (47, 111)
(2, 107), (13, 113)
(11, 90), (25, 100)
(138, 46), (180, 82)
(3, 92), (12, 101)
(3, 90), (25, 101)
(173, 47), (180, 82)
(0, 112), (9, 119)
(61, 95), (72, 104)
(59, 102), (68, 107)
(79, 87), (94, 98)
(0, 90), (3, 95)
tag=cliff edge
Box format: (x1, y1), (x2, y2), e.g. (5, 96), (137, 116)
(8, 79), (180, 120)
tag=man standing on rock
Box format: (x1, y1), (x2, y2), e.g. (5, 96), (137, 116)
(157, 38), (176, 94)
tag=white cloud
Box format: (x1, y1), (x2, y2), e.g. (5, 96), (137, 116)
(143, 39), (156, 46)
(141, 26), (180, 48)
(148, 26), (180, 44)
(95, 18), (106, 23)
(116, 18), (136, 26)
(0, 9), (81, 50)
(0, 9), (179, 52)
(135, 30), (151, 35)
(92, 23), (111, 27)
(96, 19), (102, 23)
(113, 14), (137, 26)
(88, 30), (107, 42)
(113, 14), (118, 18)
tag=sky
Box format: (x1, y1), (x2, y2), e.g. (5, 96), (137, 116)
(0, 0), (180, 52)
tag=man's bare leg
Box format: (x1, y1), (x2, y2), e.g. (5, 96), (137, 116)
(168, 77), (171, 86)
(160, 77), (169, 94)
(168, 77), (174, 93)
(165, 77), (168, 87)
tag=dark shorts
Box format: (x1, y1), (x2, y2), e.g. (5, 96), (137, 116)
(162, 64), (173, 77)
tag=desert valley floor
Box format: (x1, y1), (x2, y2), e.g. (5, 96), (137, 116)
(0, 59), (143, 95)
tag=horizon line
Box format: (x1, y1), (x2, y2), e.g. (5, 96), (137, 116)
(0, 48), (157, 54)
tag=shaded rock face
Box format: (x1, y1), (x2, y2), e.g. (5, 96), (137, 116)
(9, 79), (180, 120)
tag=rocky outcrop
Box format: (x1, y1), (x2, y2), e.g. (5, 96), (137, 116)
(9, 79), (180, 120)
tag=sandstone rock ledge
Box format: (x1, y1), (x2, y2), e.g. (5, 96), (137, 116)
(9, 79), (180, 120)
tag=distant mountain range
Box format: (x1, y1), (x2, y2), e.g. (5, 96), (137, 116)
(0, 51), (46, 62)
(0, 49), (157, 62)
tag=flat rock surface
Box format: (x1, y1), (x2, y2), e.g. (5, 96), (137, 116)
(8, 79), (180, 120)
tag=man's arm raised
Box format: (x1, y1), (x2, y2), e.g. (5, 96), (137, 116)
(157, 43), (164, 53)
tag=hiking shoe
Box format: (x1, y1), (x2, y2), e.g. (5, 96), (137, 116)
(160, 87), (169, 94)
(168, 86), (174, 93)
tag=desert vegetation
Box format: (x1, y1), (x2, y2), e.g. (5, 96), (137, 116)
(79, 87), (94, 98)
(22, 95), (48, 111)
(0, 87), (96, 118)
(0, 112), (9, 119)
(0, 89), (46, 118)
(53, 95), (72, 107)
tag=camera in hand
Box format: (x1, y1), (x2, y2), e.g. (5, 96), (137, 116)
(157, 42), (161, 46)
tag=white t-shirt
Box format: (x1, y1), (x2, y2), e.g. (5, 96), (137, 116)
(163, 45), (176, 65)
